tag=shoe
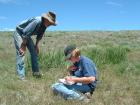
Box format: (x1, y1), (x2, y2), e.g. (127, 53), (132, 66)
(78, 95), (91, 103)
(32, 72), (42, 78)
(21, 78), (27, 81)
(19, 77), (27, 81)
(83, 98), (90, 103)
(84, 92), (92, 99)
(18, 75), (25, 80)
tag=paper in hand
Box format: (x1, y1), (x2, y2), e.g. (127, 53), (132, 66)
(59, 78), (74, 85)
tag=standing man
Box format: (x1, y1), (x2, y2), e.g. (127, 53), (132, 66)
(13, 11), (57, 80)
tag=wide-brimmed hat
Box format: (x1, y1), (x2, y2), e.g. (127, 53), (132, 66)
(42, 11), (57, 26)
(64, 45), (76, 60)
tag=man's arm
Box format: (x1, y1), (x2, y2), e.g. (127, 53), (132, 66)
(20, 20), (38, 49)
(22, 20), (38, 39)
(19, 20), (39, 56)
(35, 37), (42, 54)
(19, 38), (27, 56)
(65, 76), (96, 84)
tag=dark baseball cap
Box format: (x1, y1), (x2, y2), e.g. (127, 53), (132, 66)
(64, 44), (76, 59)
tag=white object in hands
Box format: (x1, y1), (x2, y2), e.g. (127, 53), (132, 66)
(59, 78), (74, 85)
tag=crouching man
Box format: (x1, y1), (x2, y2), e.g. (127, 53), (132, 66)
(52, 45), (97, 101)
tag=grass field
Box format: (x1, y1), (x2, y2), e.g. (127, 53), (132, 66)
(0, 31), (140, 105)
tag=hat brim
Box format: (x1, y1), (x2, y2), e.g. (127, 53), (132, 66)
(42, 14), (57, 26)
(65, 53), (72, 60)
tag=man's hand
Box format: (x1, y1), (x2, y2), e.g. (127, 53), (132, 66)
(65, 76), (75, 83)
(64, 76), (75, 85)
(67, 65), (77, 71)
(19, 44), (26, 56)
(35, 38), (41, 55)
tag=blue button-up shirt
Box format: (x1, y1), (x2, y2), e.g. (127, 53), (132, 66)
(74, 56), (98, 88)
(16, 16), (46, 40)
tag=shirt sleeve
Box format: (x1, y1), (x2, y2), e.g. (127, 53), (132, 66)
(82, 63), (97, 77)
(22, 20), (38, 39)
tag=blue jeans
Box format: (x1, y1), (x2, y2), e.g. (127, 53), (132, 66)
(51, 82), (92, 100)
(13, 31), (39, 79)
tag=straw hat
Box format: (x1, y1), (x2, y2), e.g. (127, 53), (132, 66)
(42, 11), (57, 26)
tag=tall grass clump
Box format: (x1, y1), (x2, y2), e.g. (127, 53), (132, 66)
(26, 50), (66, 70)
(42, 50), (65, 68)
(105, 46), (127, 64)
(85, 46), (128, 65)
(26, 46), (128, 73)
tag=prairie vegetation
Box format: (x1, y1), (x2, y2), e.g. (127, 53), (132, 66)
(0, 31), (140, 105)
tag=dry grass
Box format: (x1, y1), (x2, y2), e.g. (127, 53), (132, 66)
(0, 31), (140, 105)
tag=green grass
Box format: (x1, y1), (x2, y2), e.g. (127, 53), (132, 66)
(83, 46), (128, 66)
(0, 31), (140, 105)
